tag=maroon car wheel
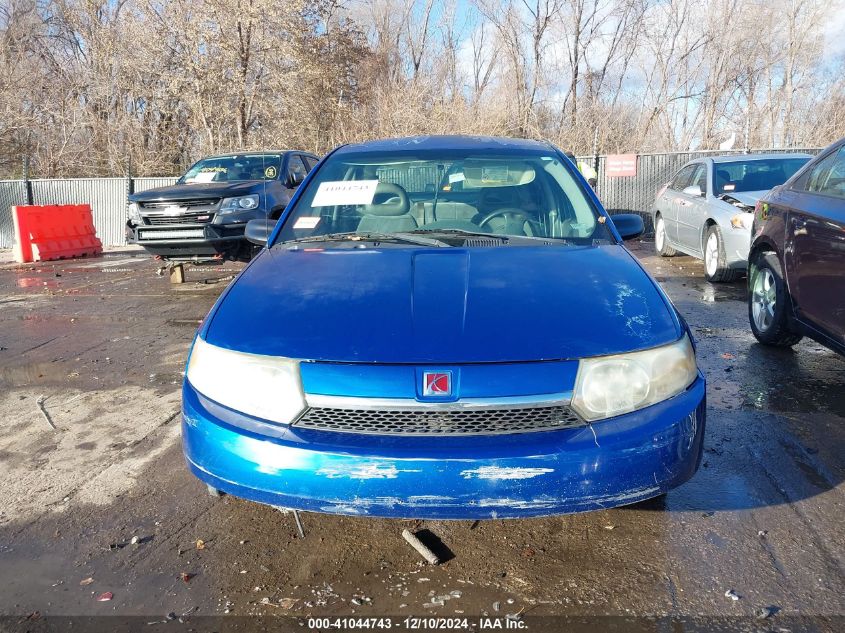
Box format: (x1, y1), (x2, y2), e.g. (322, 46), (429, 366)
(748, 251), (802, 347)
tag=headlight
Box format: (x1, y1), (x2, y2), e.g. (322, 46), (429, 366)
(571, 335), (697, 421)
(219, 195), (260, 213)
(186, 337), (305, 424)
(730, 212), (753, 230)
(127, 202), (141, 223)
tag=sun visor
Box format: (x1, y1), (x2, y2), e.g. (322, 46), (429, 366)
(461, 160), (536, 187)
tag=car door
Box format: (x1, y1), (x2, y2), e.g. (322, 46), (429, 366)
(661, 164), (697, 245)
(784, 144), (845, 345)
(676, 163), (708, 253)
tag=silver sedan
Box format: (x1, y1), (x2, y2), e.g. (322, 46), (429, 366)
(652, 153), (811, 282)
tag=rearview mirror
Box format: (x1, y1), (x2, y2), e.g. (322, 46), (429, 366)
(682, 184), (704, 197)
(609, 214), (644, 241)
(245, 218), (276, 246)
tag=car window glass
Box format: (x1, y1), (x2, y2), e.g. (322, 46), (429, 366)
(304, 156), (319, 171)
(714, 157), (809, 194)
(288, 155), (308, 183)
(689, 165), (706, 194)
(275, 151), (612, 244)
(181, 154), (282, 183)
(670, 165), (695, 190)
(803, 148), (845, 198)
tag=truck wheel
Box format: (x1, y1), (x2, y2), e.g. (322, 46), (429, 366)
(748, 251), (802, 347)
(654, 215), (676, 257)
(235, 242), (259, 262)
(703, 225), (738, 282)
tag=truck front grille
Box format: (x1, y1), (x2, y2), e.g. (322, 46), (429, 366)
(293, 404), (584, 435)
(145, 212), (215, 226)
(140, 199), (219, 209)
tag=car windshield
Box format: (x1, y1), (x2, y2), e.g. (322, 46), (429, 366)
(180, 154), (282, 184)
(714, 157), (809, 194)
(275, 149), (610, 245)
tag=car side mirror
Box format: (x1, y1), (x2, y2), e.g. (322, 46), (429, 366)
(609, 214), (644, 241)
(682, 184), (704, 197)
(245, 218), (276, 246)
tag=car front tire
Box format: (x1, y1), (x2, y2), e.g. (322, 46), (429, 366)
(748, 251), (803, 347)
(654, 215), (677, 257)
(703, 224), (739, 283)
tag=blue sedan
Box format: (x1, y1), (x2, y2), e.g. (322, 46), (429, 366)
(182, 135), (705, 519)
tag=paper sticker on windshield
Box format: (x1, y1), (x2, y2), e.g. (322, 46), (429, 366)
(448, 172), (465, 184)
(293, 216), (320, 230)
(191, 171), (217, 183)
(723, 183), (735, 191)
(312, 180), (379, 207)
(265, 166), (278, 179)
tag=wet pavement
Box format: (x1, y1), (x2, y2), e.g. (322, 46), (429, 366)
(0, 243), (842, 630)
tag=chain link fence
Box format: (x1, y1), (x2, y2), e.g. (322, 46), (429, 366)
(0, 149), (820, 249)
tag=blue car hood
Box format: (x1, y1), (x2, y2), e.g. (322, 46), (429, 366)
(205, 244), (681, 363)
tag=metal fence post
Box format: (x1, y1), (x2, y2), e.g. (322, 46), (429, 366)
(127, 155), (134, 196)
(23, 156), (33, 205)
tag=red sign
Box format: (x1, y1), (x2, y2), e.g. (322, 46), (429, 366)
(606, 154), (638, 177)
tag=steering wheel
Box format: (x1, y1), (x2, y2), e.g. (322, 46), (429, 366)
(478, 208), (533, 232)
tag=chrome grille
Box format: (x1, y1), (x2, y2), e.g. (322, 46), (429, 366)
(140, 198), (219, 209)
(144, 212), (215, 226)
(294, 404), (584, 435)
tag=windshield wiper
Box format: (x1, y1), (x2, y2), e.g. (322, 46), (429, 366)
(282, 231), (449, 248)
(406, 228), (574, 245)
(406, 228), (505, 240)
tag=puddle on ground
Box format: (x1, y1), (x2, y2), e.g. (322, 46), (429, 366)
(695, 282), (746, 303)
(742, 379), (845, 415)
(16, 278), (60, 289)
(0, 362), (73, 386)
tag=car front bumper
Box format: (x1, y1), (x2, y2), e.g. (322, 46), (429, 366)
(126, 222), (249, 258)
(182, 375), (706, 519)
(721, 219), (753, 268)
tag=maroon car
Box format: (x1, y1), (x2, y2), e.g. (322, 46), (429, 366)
(747, 138), (845, 355)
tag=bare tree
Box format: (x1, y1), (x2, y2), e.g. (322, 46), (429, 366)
(0, 0), (841, 178)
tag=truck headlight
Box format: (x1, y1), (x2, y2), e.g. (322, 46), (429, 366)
(571, 335), (697, 421)
(219, 195), (259, 213)
(186, 337), (305, 424)
(127, 202), (141, 223)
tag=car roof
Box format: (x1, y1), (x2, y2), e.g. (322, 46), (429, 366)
(201, 150), (316, 159)
(709, 152), (813, 164)
(334, 135), (554, 155)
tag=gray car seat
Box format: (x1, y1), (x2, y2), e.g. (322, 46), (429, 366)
(357, 183), (418, 233)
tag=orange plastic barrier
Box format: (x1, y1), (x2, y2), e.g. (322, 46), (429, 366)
(12, 204), (102, 263)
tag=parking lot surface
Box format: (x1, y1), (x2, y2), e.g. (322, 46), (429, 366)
(0, 244), (842, 628)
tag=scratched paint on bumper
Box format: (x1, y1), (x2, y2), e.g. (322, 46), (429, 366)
(182, 377), (706, 519)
